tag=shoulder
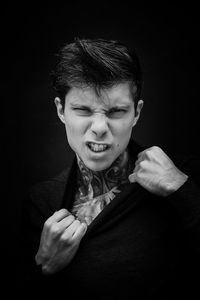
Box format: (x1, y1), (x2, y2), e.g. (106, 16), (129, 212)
(26, 168), (71, 219)
(171, 153), (200, 180)
(30, 168), (70, 197)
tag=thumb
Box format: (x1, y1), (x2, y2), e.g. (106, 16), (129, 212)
(128, 172), (137, 183)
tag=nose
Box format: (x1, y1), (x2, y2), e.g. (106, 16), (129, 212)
(90, 113), (109, 138)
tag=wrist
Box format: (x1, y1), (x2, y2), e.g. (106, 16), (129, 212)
(163, 171), (188, 196)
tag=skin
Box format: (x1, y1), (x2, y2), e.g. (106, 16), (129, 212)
(35, 209), (87, 274)
(36, 81), (188, 274)
(55, 82), (144, 171)
(36, 82), (144, 274)
(128, 146), (188, 196)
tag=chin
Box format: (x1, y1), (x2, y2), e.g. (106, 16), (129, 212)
(85, 160), (113, 172)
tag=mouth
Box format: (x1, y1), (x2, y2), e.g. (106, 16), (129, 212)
(86, 142), (110, 153)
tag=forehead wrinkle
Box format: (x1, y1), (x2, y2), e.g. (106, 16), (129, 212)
(100, 85), (133, 107)
(66, 83), (133, 109)
(70, 89), (111, 110)
(96, 90), (111, 108)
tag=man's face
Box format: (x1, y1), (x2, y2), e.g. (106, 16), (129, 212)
(55, 82), (143, 171)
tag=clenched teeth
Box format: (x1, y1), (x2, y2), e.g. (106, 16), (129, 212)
(87, 143), (108, 152)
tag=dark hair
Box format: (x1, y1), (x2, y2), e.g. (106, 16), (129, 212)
(51, 38), (143, 107)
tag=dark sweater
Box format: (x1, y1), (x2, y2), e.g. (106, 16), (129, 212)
(20, 140), (200, 299)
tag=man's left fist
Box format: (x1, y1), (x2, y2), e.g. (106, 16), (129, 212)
(128, 146), (188, 197)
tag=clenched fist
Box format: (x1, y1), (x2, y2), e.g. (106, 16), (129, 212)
(35, 208), (87, 275)
(128, 146), (188, 196)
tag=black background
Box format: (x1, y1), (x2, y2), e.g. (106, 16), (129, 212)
(2, 2), (200, 288)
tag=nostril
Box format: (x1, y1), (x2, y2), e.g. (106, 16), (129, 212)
(91, 129), (108, 137)
(91, 121), (109, 132)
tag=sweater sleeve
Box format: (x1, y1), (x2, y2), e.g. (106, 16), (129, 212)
(166, 155), (200, 254)
(20, 193), (47, 287)
(20, 171), (72, 293)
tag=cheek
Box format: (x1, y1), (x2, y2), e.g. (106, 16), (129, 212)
(113, 117), (134, 137)
(64, 118), (78, 141)
(112, 121), (133, 150)
(65, 117), (87, 142)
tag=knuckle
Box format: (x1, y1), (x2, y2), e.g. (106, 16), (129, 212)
(60, 234), (72, 245)
(151, 145), (160, 151)
(136, 171), (142, 179)
(35, 253), (42, 265)
(67, 215), (75, 222)
(75, 219), (81, 225)
(139, 160), (145, 168)
(41, 264), (52, 275)
(139, 161), (143, 167)
(54, 208), (69, 216)
(50, 223), (60, 235)
(73, 220), (81, 228)
(145, 149), (151, 157)
(44, 219), (52, 229)
(59, 208), (69, 213)
(59, 234), (68, 243)
(145, 146), (159, 157)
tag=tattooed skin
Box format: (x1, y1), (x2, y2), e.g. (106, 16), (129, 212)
(70, 150), (133, 225)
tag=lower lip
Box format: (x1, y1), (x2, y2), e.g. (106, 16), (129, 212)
(86, 145), (110, 157)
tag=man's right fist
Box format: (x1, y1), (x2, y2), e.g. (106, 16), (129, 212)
(35, 208), (87, 275)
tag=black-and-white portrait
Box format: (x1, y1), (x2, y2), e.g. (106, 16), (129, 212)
(3, 3), (200, 299)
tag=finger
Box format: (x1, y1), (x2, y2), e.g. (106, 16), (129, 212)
(135, 154), (147, 165)
(132, 162), (139, 173)
(57, 215), (75, 232)
(134, 153), (146, 168)
(134, 158), (140, 166)
(61, 220), (81, 240)
(53, 208), (71, 221)
(43, 209), (71, 237)
(48, 208), (70, 224)
(72, 223), (87, 241)
(137, 150), (146, 160)
(137, 147), (155, 161)
(46, 215), (76, 239)
(128, 172), (137, 183)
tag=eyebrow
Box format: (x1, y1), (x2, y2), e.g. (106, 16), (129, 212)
(70, 104), (91, 108)
(70, 104), (131, 110)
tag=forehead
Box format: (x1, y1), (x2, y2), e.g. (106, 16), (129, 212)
(65, 82), (135, 107)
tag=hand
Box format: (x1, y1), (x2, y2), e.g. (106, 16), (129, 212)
(35, 208), (87, 275)
(128, 146), (188, 196)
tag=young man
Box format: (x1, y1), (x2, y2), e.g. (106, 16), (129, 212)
(21, 38), (200, 299)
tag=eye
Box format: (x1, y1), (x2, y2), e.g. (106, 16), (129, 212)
(107, 109), (127, 118)
(73, 107), (92, 115)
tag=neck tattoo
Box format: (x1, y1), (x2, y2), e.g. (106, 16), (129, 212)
(70, 150), (132, 225)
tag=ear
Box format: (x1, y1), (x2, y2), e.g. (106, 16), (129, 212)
(54, 97), (66, 124)
(132, 99), (144, 127)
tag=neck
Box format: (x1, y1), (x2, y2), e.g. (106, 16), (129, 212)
(76, 150), (132, 198)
